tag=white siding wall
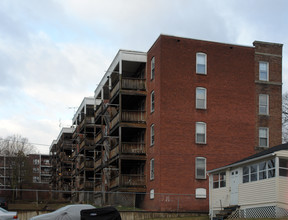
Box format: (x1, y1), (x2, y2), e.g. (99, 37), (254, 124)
(239, 178), (276, 206)
(210, 172), (230, 210)
(276, 150), (288, 158)
(278, 177), (288, 209)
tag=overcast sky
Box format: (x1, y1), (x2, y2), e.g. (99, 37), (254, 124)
(0, 0), (287, 154)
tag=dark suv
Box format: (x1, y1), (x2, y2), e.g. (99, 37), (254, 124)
(0, 197), (8, 210)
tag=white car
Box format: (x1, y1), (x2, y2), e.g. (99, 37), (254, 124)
(30, 204), (95, 220)
(0, 207), (19, 220)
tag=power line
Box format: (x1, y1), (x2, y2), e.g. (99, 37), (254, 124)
(0, 138), (50, 147)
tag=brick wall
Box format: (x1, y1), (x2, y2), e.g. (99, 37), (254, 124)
(142, 35), (282, 212)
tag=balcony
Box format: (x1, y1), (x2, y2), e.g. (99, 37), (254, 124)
(109, 174), (145, 189)
(110, 146), (119, 159)
(79, 181), (94, 190)
(79, 116), (95, 129)
(111, 78), (146, 99)
(94, 131), (102, 144)
(95, 102), (103, 119)
(95, 182), (102, 192)
(94, 158), (102, 169)
(121, 174), (145, 186)
(110, 110), (146, 129)
(122, 142), (145, 154)
(79, 160), (94, 170)
(109, 143), (145, 159)
(80, 139), (94, 151)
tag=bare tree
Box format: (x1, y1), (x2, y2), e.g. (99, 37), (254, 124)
(282, 92), (288, 143)
(0, 135), (36, 200)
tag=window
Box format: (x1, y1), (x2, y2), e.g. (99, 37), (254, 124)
(259, 127), (269, 147)
(267, 159), (275, 178)
(243, 166), (249, 183)
(150, 189), (155, 200)
(242, 158), (275, 183)
(196, 122), (206, 144)
(259, 62), (269, 81)
(213, 172), (226, 188)
(151, 56), (155, 80)
(196, 53), (207, 74)
(279, 158), (288, 177)
(33, 176), (40, 183)
(250, 164), (258, 182)
(259, 161), (267, 180)
(150, 124), (155, 146)
(151, 91), (155, 113)
(196, 87), (207, 109)
(33, 159), (39, 165)
(150, 158), (154, 180)
(196, 157), (206, 179)
(33, 168), (39, 173)
(259, 94), (269, 115)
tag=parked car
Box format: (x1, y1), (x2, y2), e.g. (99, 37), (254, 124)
(0, 197), (8, 210)
(81, 206), (121, 220)
(0, 207), (19, 220)
(30, 204), (95, 220)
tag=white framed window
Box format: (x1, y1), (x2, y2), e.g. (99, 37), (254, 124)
(150, 158), (154, 180)
(213, 172), (226, 188)
(151, 56), (155, 80)
(196, 87), (207, 109)
(33, 159), (40, 165)
(196, 122), (206, 144)
(196, 53), (207, 74)
(151, 91), (155, 113)
(196, 157), (206, 179)
(150, 124), (155, 146)
(243, 158), (275, 183)
(150, 189), (155, 200)
(259, 127), (269, 147)
(259, 61), (269, 81)
(259, 94), (269, 115)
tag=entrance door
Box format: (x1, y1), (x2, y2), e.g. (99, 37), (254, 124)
(230, 168), (240, 205)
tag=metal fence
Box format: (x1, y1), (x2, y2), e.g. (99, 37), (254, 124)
(0, 188), (207, 212)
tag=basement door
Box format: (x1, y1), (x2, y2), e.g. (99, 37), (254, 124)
(230, 168), (241, 205)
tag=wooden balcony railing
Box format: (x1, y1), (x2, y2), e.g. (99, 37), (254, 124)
(79, 181), (94, 190)
(122, 110), (146, 122)
(110, 81), (120, 99)
(122, 78), (146, 90)
(94, 158), (102, 169)
(110, 110), (145, 129)
(94, 131), (102, 144)
(110, 145), (119, 159)
(110, 113), (120, 129)
(121, 174), (145, 186)
(122, 142), (145, 154)
(110, 78), (146, 99)
(80, 139), (94, 150)
(95, 103), (103, 119)
(94, 183), (102, 192)
(109, 174), (145, 188)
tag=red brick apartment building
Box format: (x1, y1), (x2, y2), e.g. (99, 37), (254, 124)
(0, 154), (51, 201)
(50, 35), (283, 212)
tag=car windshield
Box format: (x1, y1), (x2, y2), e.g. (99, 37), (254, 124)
(0, 207), (8, 213)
